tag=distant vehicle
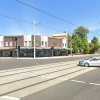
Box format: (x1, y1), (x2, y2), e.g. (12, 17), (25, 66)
(75, 53), (82, 55)
(79, 57), (100, 67)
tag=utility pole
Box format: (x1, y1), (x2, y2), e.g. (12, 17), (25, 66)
(70, 31), (73, 56)
(13, 37), (18, 58)
(16, 39), (18, 58)
(70, 35), (72, 56)
(34, 20), (35, 58)
(51, 45), (54, 57)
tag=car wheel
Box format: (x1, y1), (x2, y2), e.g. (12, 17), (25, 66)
(84, 63), (89, 67)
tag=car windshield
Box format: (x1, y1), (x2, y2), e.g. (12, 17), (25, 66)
(84, 57), (93, 60)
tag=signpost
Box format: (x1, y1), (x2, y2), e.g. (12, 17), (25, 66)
(13, 37), (19, 58)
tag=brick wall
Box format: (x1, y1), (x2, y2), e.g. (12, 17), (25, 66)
(32, 35), (41, 47)
(48, 37), (62, 47)
(4, 36), (24, 47)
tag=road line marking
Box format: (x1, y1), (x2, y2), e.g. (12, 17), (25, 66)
(0, 60), (79, 73)
(57, 78), (68, 81)
(71, 80), (85, 83)
(89, 82), (100, 86)
(0, 96), (20, 100)
(41, 76), (53, 79)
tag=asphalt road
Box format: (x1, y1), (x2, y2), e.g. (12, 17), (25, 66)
(0, 56), (90, 71)
(21, 68), (100, 100)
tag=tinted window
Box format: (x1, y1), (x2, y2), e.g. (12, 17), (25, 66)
(91, 58), (99, 60)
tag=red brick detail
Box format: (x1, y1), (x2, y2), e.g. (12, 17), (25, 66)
(4, 36), (24, 47)
(32, 35), (41, 47)
(48, 37), (62, 47)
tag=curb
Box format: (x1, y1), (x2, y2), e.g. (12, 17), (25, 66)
(0, 54), (99, 60)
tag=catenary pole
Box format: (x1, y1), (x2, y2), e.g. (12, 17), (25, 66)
(70, 31), (73, 56)
(34, 20), (35, 58)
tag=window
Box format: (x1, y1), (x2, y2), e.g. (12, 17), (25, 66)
(1, 41), (3, 46)
(91, 58), (99, 61)
(45, 42), (47, 47)
(9, 42), (12, 46)
(63, 43), (64, 47)
(36, 41), (38, 47)
(53, 43), (59, 47)
(25, 41), (27, 47)
(42, 41), (44, 46)
(65, 44), (66, 47)
(5, 42), (8, 46)
(29, 41), (31, 46)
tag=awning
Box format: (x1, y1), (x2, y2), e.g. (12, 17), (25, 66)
(0, 47), (12, 50)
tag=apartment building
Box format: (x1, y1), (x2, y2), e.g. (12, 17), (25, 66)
(0, 33), (69, 57)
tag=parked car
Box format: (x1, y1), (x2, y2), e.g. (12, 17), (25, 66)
(79, 56), (100, 67)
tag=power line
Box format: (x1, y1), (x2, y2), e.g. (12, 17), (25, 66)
(15, 0), (100, 37)
(15, 0), (78, 27)
(37, 24), (64, 32)
(0, 14), (100, 37)
(91, 31), (100, 36)
(0, 15), (34, 24)
(0, 14), (64, 33)
(88, 23), (100, 27)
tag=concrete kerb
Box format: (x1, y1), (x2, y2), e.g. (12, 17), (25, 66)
(0, 54), (99, 60)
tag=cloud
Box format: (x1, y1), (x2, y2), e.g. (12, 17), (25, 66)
(89, 25), (100, 31)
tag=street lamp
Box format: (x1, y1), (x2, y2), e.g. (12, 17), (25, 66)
(34, 20), (35, 58)
(70, 35), (72, 56)
(33, 20), (41, 58)
(70, 31), (73, 56)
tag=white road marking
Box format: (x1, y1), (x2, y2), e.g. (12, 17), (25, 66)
(0, 60), (78, 73)
(57, 78), (68, 81)
(0, 96), (20, 100)
(41, 76), (53, 79)
(41, 76), (68, 81)
(71, 80), (85, 83)
(89, 82), (100, 86)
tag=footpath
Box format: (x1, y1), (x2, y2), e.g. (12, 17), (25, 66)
(0, 54), (100, 59)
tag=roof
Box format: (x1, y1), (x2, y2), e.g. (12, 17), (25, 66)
(52, 33), (68, 37)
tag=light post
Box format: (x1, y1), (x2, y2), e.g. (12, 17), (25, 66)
(51, 45), (54, 56)
(70, 31), (73, 56)
(70, 35), (72, 56)
(16, 40), (18, 58)
(34, 20), (35, 58)
(33, 20), (41, 58)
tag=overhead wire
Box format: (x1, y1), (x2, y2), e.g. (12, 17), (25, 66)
(15, 0), (100, 37)
(0, 15), (65, 33)
(15, 0), (78, 27)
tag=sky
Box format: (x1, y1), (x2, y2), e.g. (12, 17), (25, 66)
(0, 0), (100, 42)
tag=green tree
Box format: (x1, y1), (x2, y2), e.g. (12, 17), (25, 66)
(91, 36), (100, 53)
(68, 34), (71, 48)
(89, 43), (95, 54)
(74, 26), (89, 40)
(82, 37), (90, 54)
(72, 34), (82, 53)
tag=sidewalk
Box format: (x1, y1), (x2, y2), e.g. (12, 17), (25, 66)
(0, 54), (99, 59)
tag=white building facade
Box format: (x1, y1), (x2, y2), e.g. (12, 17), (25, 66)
(24, 35), (32, 47)
(0, 36), (4, 47)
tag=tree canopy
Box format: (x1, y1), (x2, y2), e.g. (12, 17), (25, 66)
(72, 34), (82, 53)
(74, 26), (89, 40)
(82, 37), (90, 54)
(91, 36), (100, 53)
